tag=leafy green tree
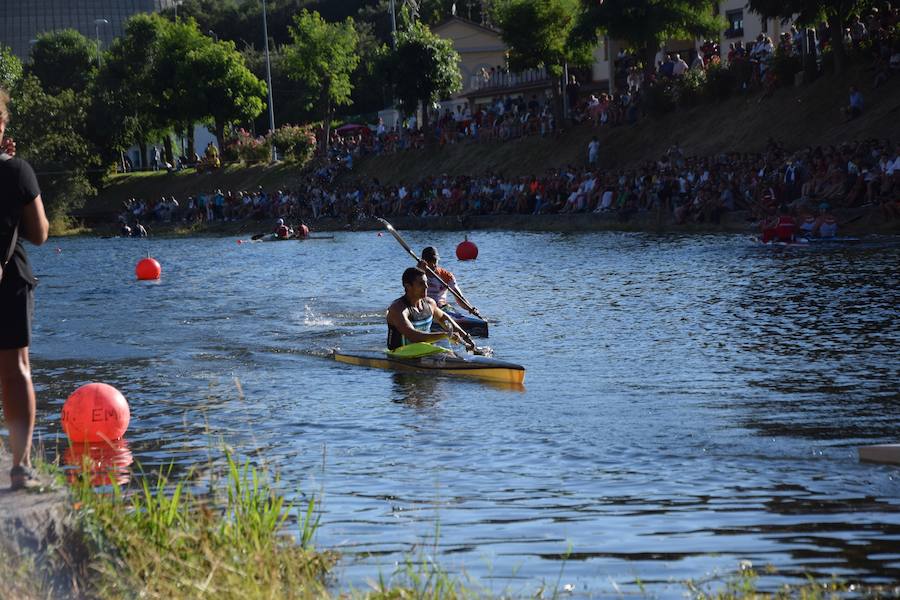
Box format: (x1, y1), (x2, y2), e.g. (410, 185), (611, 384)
(28, 29), (98, 95)
(283, 9), (360, 150)
(386, 20), (461, 125)
(185, 40), (268, 149)
(496, 0), (594, 118)
(0, 45), (23, 91)
(572, 0), (723, 75)
(95, 14), (170, 166)
(747, 0), (859, 73)
(7, 76), (99, 225)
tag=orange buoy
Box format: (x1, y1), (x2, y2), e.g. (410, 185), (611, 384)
(61, 383), (131, 443)
(135, 257), (161, 280)
(456, 236), (478, 261)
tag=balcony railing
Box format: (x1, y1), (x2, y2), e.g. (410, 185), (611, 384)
(468, 67), (551, 92)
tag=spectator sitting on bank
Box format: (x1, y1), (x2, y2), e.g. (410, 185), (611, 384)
(844, 86), (864, 120)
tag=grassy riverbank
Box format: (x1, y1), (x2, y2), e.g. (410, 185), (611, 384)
(2, 451), (894, 599)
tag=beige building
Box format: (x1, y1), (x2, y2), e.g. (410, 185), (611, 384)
(717, 0), (793, 53)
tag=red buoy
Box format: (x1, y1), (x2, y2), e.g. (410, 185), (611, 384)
(456, 236), (478, 261)
(135, 257), (161, 280)
(61, 383), (131, 443)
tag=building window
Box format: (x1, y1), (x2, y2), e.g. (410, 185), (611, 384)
(725, 10), (744, 38)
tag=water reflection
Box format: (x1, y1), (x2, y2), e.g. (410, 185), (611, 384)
(64, 438), (133, 487)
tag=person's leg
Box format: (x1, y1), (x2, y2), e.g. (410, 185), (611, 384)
(0, 347), (35, 468)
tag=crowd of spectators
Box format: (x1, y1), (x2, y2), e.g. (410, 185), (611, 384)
(119, 138), (900, 232)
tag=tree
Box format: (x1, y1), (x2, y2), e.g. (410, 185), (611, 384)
(572, 0), (723, 75)
(283, 9), (360, 151)
(0, 45), (23, 91)
(386, 20), (461, 126)
(747, 0), (860, 73)
(7, 76), (99, 225)
(496, 0), (594, 119)
(28, 29), (98, 95)
(95, 14), (170, 167)
(185, 40), (267, 150)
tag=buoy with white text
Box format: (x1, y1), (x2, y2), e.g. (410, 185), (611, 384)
(61, 383), (131, 443)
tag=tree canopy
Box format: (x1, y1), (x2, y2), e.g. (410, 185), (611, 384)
(747, 0), (864, 72)
(572, 0), (723, 72)
(497, 0), (594, 76)
(0, 45), (23, 92)
(386, 20), (461, 120)
(28, 29), (98, 95)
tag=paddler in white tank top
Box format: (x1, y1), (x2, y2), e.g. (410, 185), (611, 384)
(386, 267), (469, 351)
(418, 246), (479, 315)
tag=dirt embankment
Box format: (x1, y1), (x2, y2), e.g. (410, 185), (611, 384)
(86, 64), (899, 231)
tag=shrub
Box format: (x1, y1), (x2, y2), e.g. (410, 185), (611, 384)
(676, 69), (706, 107)
(704, 62), (735, 101)
(770, 53), (802, 88)
(225, 128), (271, 164)
(270, 124), (317, 165)
(643, 80), (677, 116)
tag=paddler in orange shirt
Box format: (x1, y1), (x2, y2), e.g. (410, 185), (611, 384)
(417, 246), (479, 315)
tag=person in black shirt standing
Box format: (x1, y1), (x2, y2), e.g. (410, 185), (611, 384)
(0, 89), (49, 490)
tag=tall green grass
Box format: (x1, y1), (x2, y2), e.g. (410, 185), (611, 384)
(70, 451), (336, 599)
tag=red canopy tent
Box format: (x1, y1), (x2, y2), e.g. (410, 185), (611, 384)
(335, 123), (372, 136)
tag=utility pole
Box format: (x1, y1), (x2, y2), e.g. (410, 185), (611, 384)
(94, 19), (108, 68)
(262, 0), (277, 162)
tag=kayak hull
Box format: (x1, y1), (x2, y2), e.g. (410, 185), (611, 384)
(333, 350), (524, 384)
(433, 307), (489, 338)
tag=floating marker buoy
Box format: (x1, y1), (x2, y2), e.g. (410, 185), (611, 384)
(237, 239), (243, 245)
(135, 257), (161, 280)
(377, 232), (383, 237)
(456, 236), (478, 261)
(55, 247), (62, 253)
(61, 383), (131, 443)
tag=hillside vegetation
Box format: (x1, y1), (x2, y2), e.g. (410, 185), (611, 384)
(90, 64), (899, 218)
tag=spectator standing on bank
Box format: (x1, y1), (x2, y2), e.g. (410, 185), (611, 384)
(565, 75), (581, 121)
(588, 136), (600, 166)
(0, 89), (49, 490)
(845, 86), (864, 119)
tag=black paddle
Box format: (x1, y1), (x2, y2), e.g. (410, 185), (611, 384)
(251, 232), (269, 241)
(376, 217), (484, 319)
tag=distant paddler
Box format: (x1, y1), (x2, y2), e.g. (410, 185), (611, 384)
(387, 267), (476, 351)
(417, 246), (480, 317)
(274, 218), (292, 239)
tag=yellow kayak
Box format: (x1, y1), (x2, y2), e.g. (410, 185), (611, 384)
(332, 344), (525, 385)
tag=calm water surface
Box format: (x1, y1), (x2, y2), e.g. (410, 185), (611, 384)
(18, 231), (900, 596)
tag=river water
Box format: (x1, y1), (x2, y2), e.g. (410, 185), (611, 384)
(20, 231), (900, 596)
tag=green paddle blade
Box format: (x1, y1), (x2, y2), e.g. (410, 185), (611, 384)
(386, 342), (452, 359)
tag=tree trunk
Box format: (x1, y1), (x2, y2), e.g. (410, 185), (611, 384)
(185, 122), (195, 159)
(644, 45), (658, 78)
(321, 92), (332, 156)
(827, 17), (847, 74)
(138, 140), (147, 170)
(163, 136), (174, 168)
(215, 120), (225, 154)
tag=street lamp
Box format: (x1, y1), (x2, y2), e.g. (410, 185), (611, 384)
(208, 30), (219, 42)
(94, 19), (109, 68)
(174, 0), (183, 20)
(262, 0), (277, 162)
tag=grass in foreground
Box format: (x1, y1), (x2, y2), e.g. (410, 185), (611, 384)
(68, 451), (337, 599)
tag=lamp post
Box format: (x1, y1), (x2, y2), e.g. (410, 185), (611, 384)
(208, 30), (218, 42)
(262, 0), (276, 162)
(174, 0), (183, 19)
(94, 19), (109, 68)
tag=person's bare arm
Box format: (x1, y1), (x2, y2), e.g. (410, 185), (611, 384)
(21, 195), (49, 245)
